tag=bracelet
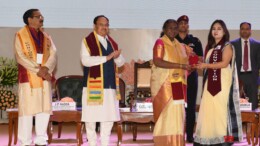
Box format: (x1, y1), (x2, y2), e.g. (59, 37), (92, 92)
(180, 64), (182, 69)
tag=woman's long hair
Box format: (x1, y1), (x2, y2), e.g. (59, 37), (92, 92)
(205, 19), (230, 53)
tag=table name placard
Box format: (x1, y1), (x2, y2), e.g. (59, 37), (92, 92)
(52, 102), (76, 111)
(119, 107), (130, 112)
(136, 102), (153, 112)
(240, 103), (252, 111)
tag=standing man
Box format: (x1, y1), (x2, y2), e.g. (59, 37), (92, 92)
(15, 9), (57, 146)
(80, 15), (125, 146)
(175, 15), (203, 143)
(231, 22), (260, 110)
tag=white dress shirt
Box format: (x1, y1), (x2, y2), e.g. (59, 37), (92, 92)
(97, 34), (108, 49)
(80, 32), (125, 122)
(80, 33), (125, 67)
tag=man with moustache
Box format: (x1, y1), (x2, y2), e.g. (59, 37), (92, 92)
(80, 15), (125, 146)
(14, 9), (57, 146)
(175, 15), (203, 143)
(231, 22), (260, 110)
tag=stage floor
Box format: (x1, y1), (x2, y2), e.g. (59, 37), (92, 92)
(0, 123), (251, 146)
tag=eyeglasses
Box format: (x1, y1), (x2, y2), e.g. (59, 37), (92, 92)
(96, 23), (109, 27)
(32, 15), (44, 19)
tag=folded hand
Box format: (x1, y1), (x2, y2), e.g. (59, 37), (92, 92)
(43, 73), (52, 81)
(37, 66), (49, 78)
(113, 49), (121, 59)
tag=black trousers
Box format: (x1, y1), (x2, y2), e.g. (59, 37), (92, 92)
(186, 71), (198, 139)
(239, 72), (259, 110)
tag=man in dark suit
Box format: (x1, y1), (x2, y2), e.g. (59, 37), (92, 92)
(231, 22), (260, 110)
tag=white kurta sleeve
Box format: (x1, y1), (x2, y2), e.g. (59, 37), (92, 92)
(114, 54), (125, 67)
(14, 34), (40, 73)
(43, 36), (57, 73)
(80, 40), (107, 67)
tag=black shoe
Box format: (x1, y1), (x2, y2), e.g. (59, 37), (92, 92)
(187, 137), (194, 143)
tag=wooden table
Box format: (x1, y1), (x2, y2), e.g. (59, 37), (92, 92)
(47, 110), (83, 146)
(117, 112), (154, 146)
(241, 110), (260, 146)
(7, 109), (83, 146)
(9, 109), (260, 146)
(116, 110), (260, 146)
(7, 109), (18, 146)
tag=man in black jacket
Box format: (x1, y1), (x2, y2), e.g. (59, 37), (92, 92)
(175, 15), (203, 143)
(231, 22), (260, 110)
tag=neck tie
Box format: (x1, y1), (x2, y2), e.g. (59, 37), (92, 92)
(243, 41), (249, 71)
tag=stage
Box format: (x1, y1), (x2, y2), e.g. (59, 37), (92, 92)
(0, 122), (251, 146)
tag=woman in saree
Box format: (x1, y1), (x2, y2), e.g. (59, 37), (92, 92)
(194, 20), (243, 146)
(151, 19), (191, 146)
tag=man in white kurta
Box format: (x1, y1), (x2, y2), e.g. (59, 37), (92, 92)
(80, 15), (125, 146)
(15, 9), (57, 146)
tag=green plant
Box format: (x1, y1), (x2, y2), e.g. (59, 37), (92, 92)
(0, 57), (18, 87)
(0, 57), (18, 110)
